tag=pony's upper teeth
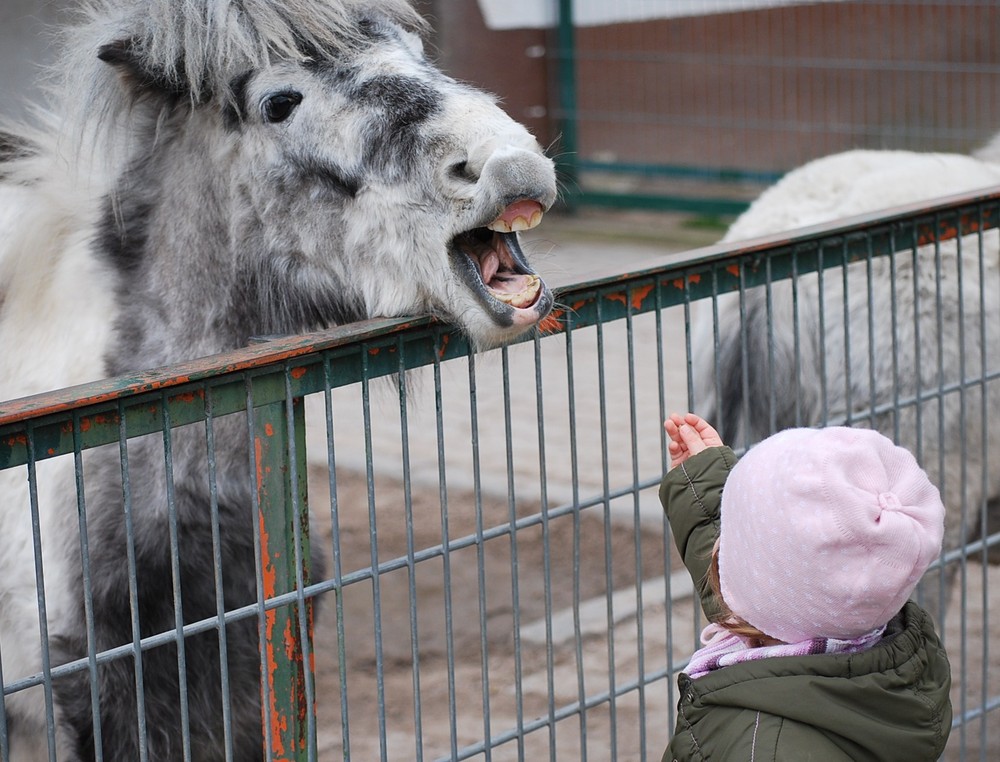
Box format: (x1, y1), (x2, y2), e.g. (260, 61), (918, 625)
(487, 200), (544, 233)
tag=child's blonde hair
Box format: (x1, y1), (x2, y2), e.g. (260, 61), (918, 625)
(707, 542), (782, 647)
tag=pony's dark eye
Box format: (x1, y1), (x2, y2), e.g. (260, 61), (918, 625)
(261, 92), (302, 123)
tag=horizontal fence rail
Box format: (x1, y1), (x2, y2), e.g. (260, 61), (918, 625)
(1, 187), (999, 760)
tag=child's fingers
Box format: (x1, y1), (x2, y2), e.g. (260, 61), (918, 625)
(664, 416), (682, 442)
(676, 421), (708, 455)
(668, 439), (688, 467)
(683, 413), (724, 447)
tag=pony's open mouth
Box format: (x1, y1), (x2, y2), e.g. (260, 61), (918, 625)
(450, 200), (553, 327)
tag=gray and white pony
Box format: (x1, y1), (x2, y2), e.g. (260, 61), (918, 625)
(0, 0), (557, 759)
(694, 139), (1000, 623)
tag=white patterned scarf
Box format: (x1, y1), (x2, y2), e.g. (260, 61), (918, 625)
(686, 622), (887, 680)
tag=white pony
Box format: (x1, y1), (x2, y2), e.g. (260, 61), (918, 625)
(695, 137), (1000, 622)
(0, 1), (557, 758)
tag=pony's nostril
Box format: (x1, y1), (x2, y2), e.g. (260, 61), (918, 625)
(449, 160), (476, 182)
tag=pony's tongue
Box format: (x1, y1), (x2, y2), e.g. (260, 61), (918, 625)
(469, 233), (541, 308)
(483, 258), (540, 308)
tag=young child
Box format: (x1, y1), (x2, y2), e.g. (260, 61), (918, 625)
(660, 412), (952, 761)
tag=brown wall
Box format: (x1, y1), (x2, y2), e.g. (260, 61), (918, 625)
(420, 1), (554, 148)
(431, 3), (1000, 177)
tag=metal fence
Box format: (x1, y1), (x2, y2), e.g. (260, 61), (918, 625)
(1, 188), (998, 760)
(550, 0), (1000, 214)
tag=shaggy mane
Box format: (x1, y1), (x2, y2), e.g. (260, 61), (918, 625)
(34, 0), (423, 173)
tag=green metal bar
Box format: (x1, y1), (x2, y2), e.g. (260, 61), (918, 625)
(565, 190), (750, 216)
(554, 0), (579, 201)
(574, 160), (783, 186)
(254, 395), (315, 760)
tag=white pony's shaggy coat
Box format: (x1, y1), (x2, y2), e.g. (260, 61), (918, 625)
(0, 1), (558, 758)
(695, 140), (1000, 625)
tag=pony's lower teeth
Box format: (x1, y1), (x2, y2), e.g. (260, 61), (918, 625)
(491, 274), (540, 308)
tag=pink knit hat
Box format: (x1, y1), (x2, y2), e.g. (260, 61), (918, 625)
(719, 426), (945, 643)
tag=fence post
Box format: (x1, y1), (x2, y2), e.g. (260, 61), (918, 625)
(254, 394), (315, 760)
(554, 0), (580, 207)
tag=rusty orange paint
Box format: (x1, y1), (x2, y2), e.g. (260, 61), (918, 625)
(537, 311), (564, 334)
(257, 512), (277, 602)
(437, 333), (451, 359)
(264, 423), (275, 437)
(572, 299), (588, 311)
(628, 284), (654, 310)
(263, 613), (288, 759)
(255, 438), (265, 492)
(76, 413), (115, 432)
(606, 283), (653, 311)
(284, 617), (295, 661)
(726, 264), (740, 278)
(368, 347), (381, 356)
(257, 501), (287, 757)
(172, 389), (204, 403)
(307, 603), (316, 675)
(289, 367), (307, 380)
(672, 273), (701, 290)
(283, 614), (311, 731)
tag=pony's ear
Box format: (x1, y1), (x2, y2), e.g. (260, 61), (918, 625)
(98, 39), (189, 99)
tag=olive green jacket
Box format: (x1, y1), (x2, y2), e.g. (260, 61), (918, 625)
(659, 446), (952, 761)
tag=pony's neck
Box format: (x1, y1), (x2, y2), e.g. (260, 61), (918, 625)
(101, 111), (247, 376)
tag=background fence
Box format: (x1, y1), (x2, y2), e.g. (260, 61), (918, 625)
(1, 188), (997, 760)
(421, 0), (1000, 214)
(547, 0), (1000, 212)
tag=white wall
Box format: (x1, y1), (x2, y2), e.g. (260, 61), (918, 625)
(477, 0), (850, 30)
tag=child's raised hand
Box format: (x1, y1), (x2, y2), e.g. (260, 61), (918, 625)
(665, 413), (725, 467)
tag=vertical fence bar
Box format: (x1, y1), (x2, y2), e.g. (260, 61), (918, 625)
(533, 333), (558, 757)
(554, 0), (579, 201)
(321, 356), (351, 760)
(118, 402), (150, 762)
(397, 340), (425, 762)
(501, 345), (528, 758)
(466, 353), (494, 761)
(563, 315), (589, 761)
(594, 296), (618, 759)
(0, 638), (6, 760)
(976, 211), (991, 756)
(253, 391), (315, 760)
(160, 400), (193, 761)
(203, 389), (236, 761)
(624, 287), (647, 759)
(432, 336), (460, 761)
(24, 425), (58, 761)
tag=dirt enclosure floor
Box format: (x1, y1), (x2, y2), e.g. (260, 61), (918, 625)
(306, 466), (1000, 762)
